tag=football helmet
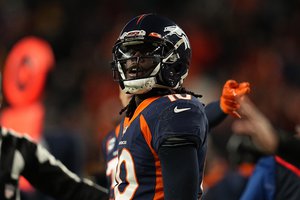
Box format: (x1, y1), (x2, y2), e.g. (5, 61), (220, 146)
(111, 13), (191, 94)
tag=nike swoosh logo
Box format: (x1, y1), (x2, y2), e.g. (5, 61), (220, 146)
(174, 106), (191, 113)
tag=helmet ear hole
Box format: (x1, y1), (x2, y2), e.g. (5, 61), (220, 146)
(160, 63), (186, 87)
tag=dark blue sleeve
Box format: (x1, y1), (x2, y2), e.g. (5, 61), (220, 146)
(153, 101), (208, 152)
(158, 144), (199, 200)
(205, 100), (227, 130)
(240, 156), (276, 200)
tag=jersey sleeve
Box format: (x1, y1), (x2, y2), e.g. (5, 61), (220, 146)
(152, 100), (208, 152)
(205, 100), (227, 129)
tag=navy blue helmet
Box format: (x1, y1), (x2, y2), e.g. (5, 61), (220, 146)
(111, 13), (191, 94)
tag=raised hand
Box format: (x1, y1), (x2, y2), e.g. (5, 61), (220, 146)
(220, 80), (250, 118)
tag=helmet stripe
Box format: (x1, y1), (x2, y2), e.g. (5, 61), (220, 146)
(136, 14), (147, 25)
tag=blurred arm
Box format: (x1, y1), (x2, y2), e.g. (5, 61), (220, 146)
(21, 135), (108, 200)
(232, 96), (278, 154)
(233, 97), (300, 166)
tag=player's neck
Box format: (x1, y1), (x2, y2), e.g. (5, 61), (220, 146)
(135, 88), (173, 105)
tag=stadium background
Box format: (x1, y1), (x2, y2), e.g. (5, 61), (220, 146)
(0, 0), (299, 190)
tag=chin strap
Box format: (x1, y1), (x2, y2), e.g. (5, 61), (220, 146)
(122, 77), (157, 94)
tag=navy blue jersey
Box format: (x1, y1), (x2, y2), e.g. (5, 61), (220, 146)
(101, 98), (225, 199)
(113, 94), (208, 200)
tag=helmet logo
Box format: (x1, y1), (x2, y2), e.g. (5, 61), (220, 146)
(120, 30), (146, 40)
(148, 32), (162, 38)
(164, 26), (190, 49)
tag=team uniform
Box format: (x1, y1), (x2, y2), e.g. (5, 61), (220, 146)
(111, 94), (208, 200)
(102, 100), (226, 199)
(0, 127), (108, 200)
(107, 13), (250, 200)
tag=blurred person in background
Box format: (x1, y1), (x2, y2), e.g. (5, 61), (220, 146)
(234, 96), (300, 165)
(0, 54), (108, 199)
(0, 36), (106, 200)
(232, 96), (300, 200)
(0, 126), (108, 200)
(0, 36), (55, 199)
(203, 134), (265, 200)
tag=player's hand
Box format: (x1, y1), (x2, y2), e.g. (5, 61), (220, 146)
(220, 80), (250, 118)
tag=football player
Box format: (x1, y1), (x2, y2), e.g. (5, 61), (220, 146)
(102, 80), (250, 200)
(108, 13), (250, 200)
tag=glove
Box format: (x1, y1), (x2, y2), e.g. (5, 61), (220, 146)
(220, 80), (250, 118)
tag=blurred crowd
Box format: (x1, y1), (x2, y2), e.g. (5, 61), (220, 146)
(0, 0), (299, 197)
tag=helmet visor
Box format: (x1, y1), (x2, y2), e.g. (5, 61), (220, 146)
(115, 41), (165, 59)
(114, 42), (164, 80)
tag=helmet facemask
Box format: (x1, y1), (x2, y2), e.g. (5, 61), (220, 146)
(112, 39), (176, 94)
